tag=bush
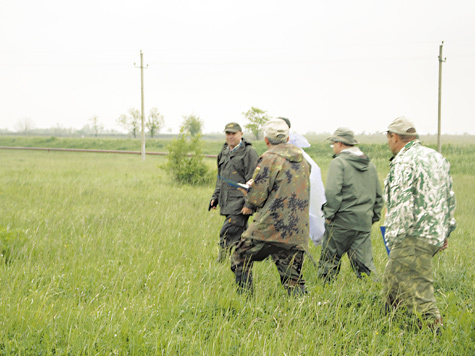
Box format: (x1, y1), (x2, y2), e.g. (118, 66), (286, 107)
(166, 129), (213, 185)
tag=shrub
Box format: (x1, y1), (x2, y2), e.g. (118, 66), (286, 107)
(166, 129), (213, 185)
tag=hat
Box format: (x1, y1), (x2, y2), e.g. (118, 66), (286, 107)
(278, 117), (291, 128)
(224, 122), (242, 133)
(264, 119), (289, 141)
(387, 117), (418, 136)
(327, 127), (358, 145)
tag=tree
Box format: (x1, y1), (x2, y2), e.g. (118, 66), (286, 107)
(15, 117), (35, 135)
(166, 128), (212, 185)
(89, 115), (104, 137)
(242, 107), (270, 140)
(117, 108), (141, 138)
(181, 115), (203, 137)
(146, 108), (165, 138)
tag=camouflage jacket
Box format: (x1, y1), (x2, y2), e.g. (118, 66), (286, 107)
(242, 143), (310, 249)
(384, 140), (456, 249)
(212, 138), (258, 216)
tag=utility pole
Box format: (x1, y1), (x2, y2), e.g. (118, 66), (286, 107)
(437, 41), (446, 153)
(135, 50), (148, 160)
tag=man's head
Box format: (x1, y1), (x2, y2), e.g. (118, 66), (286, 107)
(327, 127), (358, 155)
(386, 117), (418, 155)
(224, 122), (243, 149)
(264, 119), (289, 146)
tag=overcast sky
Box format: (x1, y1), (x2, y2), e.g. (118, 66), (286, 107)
(1, 0), (474, 135)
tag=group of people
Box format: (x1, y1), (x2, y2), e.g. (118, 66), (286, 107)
(209, 117), (456, 330)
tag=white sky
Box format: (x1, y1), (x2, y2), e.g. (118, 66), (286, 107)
(1, 0), (474, 135)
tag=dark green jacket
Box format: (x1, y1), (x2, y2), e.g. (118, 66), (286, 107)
(212, 138), (258, 216)
(323, 148), (383, 231)
(242, 143), (310, 248)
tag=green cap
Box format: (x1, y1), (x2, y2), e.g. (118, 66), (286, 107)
(327, 127), (358, 145)
(224, 122), (242, 133)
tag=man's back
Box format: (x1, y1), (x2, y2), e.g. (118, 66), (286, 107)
(385, 140), (456, 247)
(324, 149), (383, 231)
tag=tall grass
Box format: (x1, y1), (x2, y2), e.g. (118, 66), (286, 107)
(0, 144), (474, 355)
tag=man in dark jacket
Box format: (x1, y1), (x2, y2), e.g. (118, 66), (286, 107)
(231, 119), (311, 296)
(317, 127), (383, 282)
(210, 122), (259, 262)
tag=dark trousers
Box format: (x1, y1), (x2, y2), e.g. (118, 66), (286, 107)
(231, 238), (305, 295)
(219, 214), (249, 250)
(317, 223), (375, 281)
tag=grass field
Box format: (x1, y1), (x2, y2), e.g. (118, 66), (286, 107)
(0, 137), (474, 355)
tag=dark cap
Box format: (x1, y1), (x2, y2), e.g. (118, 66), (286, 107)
(224, 122), (242, 133)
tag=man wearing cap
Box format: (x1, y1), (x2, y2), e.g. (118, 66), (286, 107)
(210, 122), (259, 262)
(317, 127), (383, 282)
(278, 117), (326, 247)
(382, 117), (456, 328)
(230, 119), (311, 296)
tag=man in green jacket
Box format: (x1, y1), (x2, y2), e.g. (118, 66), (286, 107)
(231, 119), (311, 296)
(210, 122), (259, 262)
(317, 127), (383, 282)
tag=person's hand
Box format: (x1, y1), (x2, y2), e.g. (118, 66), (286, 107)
(439, 238), (449, 251)
(246, 179), (254, 187)
(208, 199), (217, 211)
(237, 187), (248, 196)
(325, 219), (332, 225)
(241, 206), (253, 215)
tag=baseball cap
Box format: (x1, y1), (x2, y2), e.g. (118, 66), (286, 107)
(387, 117), (418, 135)
(264, 119), (289, 141)
(224, 122), (242, 133)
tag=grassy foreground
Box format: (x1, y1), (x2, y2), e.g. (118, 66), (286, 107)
(0, 143), (474, 355)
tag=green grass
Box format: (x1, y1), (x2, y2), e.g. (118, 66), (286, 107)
(0, 140), (474, 355)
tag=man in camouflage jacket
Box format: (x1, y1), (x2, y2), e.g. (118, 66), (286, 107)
(210, 122), (259, 262)
(382, 117), (456, 328)
(230, 119), (311, 296)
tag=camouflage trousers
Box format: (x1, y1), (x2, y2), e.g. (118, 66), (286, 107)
(220, 215), (249, 250)
(317, 223), (375, 281)
(381, 237), (441, 321)
(230, 238), (305, 295)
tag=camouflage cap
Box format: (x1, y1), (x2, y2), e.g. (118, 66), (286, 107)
(327, 127), (358, 145)
(387, 117), (418, 135)
(224, 122), (242, 133)
(264, 119), (289, 141)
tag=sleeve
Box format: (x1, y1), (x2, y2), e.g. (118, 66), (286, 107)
(211, 152), (222, 202)
(388, 161), (416, 235)
(244, 154), (274, 210)
(446, 163), (457, 237)
(322, 159), (344, 221)
(372, 165), (384, 224)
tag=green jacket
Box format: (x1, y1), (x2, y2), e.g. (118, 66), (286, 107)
(242, 143), (310, 249)
(212, 138), (258, 216)
(323, 147), (383, 231)
(384, 140), (456, 249)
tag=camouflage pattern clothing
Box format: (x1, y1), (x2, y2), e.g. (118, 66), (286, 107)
(211, 138), (258, 251)
(382, 237), (441, 320)
(318, 147), (383, 281)
(241, 143), (310, 247)
(383, 140), (456, 321)
(231, 143), (310, 294)
(384, 140), (456, 249)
